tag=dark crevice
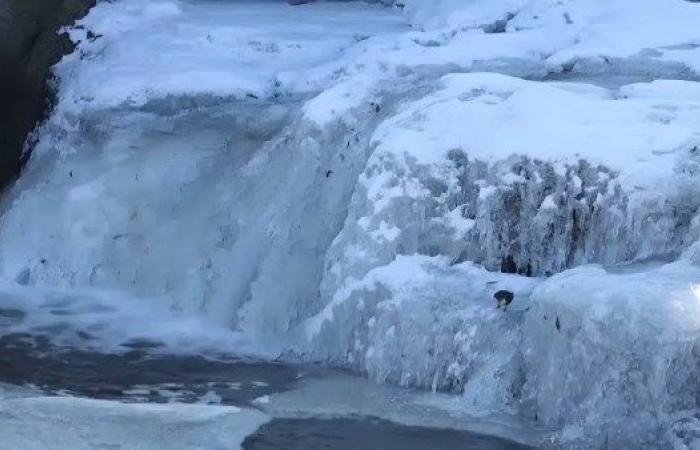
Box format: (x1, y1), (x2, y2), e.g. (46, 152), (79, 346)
(483, 13), (516, 34)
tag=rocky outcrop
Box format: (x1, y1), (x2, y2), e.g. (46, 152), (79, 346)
(0, 0), (94, 193)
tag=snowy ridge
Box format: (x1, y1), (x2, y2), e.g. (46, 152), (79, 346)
(401, 0), (700, 77)
(2, 0), (700, 448)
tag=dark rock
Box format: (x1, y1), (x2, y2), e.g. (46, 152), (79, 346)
(0, 0), (95, 193)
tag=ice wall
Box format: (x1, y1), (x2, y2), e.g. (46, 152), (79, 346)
(299, 72), (700, 448)
(0, 0), (406, 343)
(522, 263), (700, 448)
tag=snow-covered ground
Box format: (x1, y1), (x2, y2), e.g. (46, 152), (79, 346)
(0, 392), (268, 450)
(2, 0), (700, 448)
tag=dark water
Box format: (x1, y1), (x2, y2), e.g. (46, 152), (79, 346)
(243, 417), (531, 450)
(0, 332), (298, 405)
(0, 332), (532, 450)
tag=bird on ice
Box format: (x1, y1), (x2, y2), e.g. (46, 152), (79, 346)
(494, 290), (514, 311)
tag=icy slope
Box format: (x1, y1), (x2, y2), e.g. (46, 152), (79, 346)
(1, 0), (700, 448)
(312, 74), (700, 286)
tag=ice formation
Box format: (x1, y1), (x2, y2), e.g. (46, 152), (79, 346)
(2, 0), (700, 448)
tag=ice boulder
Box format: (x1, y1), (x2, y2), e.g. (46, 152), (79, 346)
(521, 262), (700, 448)
(305, 254), (539, 412)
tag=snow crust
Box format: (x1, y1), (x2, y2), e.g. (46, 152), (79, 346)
(56, 0), (407, 114)
(2, 0), (700, 448)
(401, 0), (700, 76)
(0, 395), (268, 450)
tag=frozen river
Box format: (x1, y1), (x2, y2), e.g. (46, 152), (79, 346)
(0, 331), (537, 449)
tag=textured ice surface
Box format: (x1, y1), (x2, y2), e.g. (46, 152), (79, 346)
(401, 0), (700, 76)
(316, 73), (700, 286)
(522, 262), (700, 448)
(2, 0), (700, 448)
(306, 256), (539, 402)
(56, 0), (407, 114)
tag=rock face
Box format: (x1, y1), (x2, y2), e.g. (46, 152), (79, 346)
(0, 0), (95, 193)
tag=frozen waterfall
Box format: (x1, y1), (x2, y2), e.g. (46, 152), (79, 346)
(2, 0), (700, 448)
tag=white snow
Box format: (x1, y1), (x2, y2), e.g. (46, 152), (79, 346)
(56, 0), (407, 114)
(401, 0), (700, 75)
(0, 395), (268, 450)
(371, 72), (700, 190)
(305, 254), (539, 401)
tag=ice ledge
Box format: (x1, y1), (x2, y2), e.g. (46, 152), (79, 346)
(304, 254), (700, 448)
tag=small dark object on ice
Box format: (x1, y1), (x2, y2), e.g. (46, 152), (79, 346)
(288, 0), (314, 4)
(494, 290), (514, 311)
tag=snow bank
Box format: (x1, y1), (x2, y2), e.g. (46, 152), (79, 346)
(298, 66), (700, 446)
(0, 395), (268, 450)
(401, 0), (700, 76)
(54, 0), (406, 115)
(55, 0), (700, 123)
(304, 254), (700, 448)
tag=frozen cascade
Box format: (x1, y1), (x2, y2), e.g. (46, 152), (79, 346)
(2, 0), (700, 448)
(0, 95), (395, 342)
